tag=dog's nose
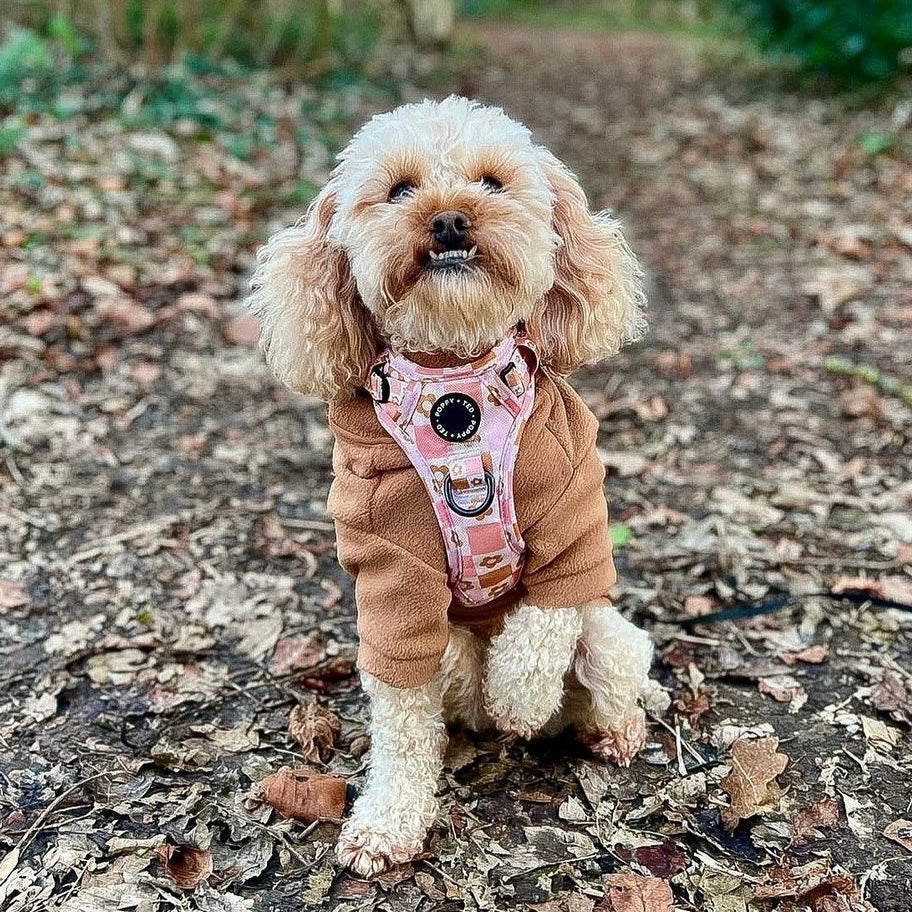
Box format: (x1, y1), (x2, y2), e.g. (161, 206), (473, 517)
(430, 210), (471, 247)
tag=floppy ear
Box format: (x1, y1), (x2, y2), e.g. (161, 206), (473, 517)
(529, 151), (646, 374)
(247, 184), (379, 400)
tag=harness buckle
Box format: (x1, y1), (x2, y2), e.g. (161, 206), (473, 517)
(367, 365), (391, 403)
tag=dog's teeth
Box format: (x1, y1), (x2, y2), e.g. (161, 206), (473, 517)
(429, 250), (438, 260)
(468, 246), (477, 258)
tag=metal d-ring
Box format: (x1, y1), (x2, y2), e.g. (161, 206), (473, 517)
(444, 471), (495, 517)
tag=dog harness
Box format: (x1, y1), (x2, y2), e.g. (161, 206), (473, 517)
(365, 331), (538, 607)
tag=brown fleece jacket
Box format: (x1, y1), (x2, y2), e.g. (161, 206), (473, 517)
(326, 370), (617, 689)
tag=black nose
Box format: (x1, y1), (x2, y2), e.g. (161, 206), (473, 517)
(430, 210), (471, 247)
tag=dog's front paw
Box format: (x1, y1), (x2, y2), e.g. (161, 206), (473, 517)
(336, 819), (425, 877)
(580, 709), (647, 767)
(484, 692), (552, 739)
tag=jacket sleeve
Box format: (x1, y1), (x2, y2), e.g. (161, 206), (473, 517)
(328, 441), (452, 689)
(520, 445), (617, 608)
(516, 376), (617, 608)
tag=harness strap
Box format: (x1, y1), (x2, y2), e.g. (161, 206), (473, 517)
(366, 330), (537, 608)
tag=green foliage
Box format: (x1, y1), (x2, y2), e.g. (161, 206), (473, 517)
(610, 524), (633, 548)
(731, 0), (912, 81)
(4, 1), (385, 72)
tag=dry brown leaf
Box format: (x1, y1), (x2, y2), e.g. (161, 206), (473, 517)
(779, 644), (828, 665)
(753, 860), (859, 905)
(95, 298), (155, 336)
(870, 671), (912, 727)
(258, 766), (346, 822)
(223, 313), (260, 346)
(883, 818), (912, 854)
(130, 361), (163, 385)
(758, 674), (807, 710)
(602, 872), (673, 912)
(0, 580), (29, 609)
(288, 699), (341, 763)
(794, 797), (840, 843)
(683, 595), (714, 617)
(720, 736), (788, 830)
(22, 311), (58, 337)
(270, 634), (325, 676)
(155, 842), (213, 890)
(831, 574), (912, 607)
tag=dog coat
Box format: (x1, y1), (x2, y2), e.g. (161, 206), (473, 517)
(365, 332), (538, 607)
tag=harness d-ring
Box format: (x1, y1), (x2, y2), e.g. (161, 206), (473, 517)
(444, 471), (495, 517)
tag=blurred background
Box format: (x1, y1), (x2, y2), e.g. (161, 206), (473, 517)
(2, 2), (912, 911)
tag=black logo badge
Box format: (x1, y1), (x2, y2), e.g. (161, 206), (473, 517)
(430, 393), (480, 442)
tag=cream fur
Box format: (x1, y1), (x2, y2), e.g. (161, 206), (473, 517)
(336, 670), (447, 877)
(250, 96), (656, 876)
(440, 624), (491, 732)
(247, 95), (646, 398)
(484, 602), (582, 738)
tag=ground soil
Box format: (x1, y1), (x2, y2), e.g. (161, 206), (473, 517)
(2, 20), (911, 912)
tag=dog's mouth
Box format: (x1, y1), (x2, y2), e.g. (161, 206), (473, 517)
(425, 244), (479, 272)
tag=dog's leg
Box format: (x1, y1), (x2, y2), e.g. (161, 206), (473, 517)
(569, 601), (653, 766)
(483, 602), (582, 738)
(336, 671), (446, 877)
(440, 624), (490, 732)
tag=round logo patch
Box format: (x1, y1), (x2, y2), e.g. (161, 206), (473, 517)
(430, 393), (480, 442)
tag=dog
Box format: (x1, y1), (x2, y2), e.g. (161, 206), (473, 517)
(248, 95), (656, 877)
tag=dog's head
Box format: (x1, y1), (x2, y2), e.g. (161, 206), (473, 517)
(249, 96), (646, 398)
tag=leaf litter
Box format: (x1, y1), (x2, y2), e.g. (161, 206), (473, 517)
(1, 17), (911, 912)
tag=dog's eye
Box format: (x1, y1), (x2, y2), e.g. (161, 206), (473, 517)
(480, 175), (503, 192)
(388, 180), (416, 202)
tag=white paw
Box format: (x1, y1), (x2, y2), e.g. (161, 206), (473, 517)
(336, 818), (426, 877)
(484, 691), (556, 739)
(580, 709), (647, 767)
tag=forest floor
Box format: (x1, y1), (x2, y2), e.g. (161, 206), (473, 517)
(2, 18), (912, 912)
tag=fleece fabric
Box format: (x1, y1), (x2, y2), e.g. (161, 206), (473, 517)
(327, 367), (617, 689)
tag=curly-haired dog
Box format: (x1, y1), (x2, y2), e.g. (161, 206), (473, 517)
(249, 96), (656, 877)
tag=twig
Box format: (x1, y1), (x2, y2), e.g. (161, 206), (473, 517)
(2, 769), (110, 881)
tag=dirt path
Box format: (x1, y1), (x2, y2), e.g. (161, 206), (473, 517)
(2, 21), (911, 912)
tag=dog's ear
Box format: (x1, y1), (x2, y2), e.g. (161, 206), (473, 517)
(529, 151), (646, 374)
(248, 183), (379, 399)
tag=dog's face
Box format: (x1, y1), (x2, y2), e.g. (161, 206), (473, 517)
(249, 96), (645, 399)
(328, 100), (557, 358)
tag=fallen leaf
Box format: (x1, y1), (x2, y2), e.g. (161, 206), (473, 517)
(779, 644), (828, 665)
(883, 819), (912, 854)
(831, 575), (912, 607)
(95, 298), (155, 336)
(603, 872), (673, 912)
(628, 841), (686, 878)
(0, 847), (20, 886)
(870, 671), (912, 727)
(155, 842), (213, 890)
(22, 311), (58, 336)
(720, 736), (788, 830)
(223, 313), (260, 346)
(288, 699), (340, 763)
(130, 361), (163, 384)
(0, 580), (29, 609)
(753, 860), (860, 904)
(258, 767), (346, 822)
(270, 634), (325, 676)
(860, 715), (901, 752)
(654, 349), (693, 379)
(598, 449), (647, 477)
(683, 595), (714, 617)
(758, 674), (807, 712)
(794, 797), (840, 843)
(177, 292), (220, 319)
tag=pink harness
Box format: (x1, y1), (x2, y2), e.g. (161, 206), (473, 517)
(366, 332), (537, 607)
